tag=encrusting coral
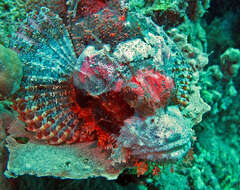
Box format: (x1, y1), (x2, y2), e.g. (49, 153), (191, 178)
(0, 44), (22, 97)
(0, 0), (28, 46)
(5, 0), (209, 179)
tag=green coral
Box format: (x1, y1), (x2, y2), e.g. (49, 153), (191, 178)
(196, 47), (240, 190)
(0, 44), (22, 97)
(0, 0), (26, 46)
(220, 48), (240, 78)
(151, 0), (173, 11)
(129, 0), (177, 15)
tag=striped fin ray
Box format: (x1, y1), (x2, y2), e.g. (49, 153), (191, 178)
(9, 7), (89, 144)
(65, 121), (82, 144)
(26, 103), (74, 132)
(45, 112), (81, 144)
(13, 82), (70, 99)
(15, 93), (72, 124)
(35, 108), (75, 139)
(35, 107), (84, 145)
(14, 83), (72, 106)
(12, 82), (86, 144)
(13, 84), (74, 122)
(11, 7), (77, 86)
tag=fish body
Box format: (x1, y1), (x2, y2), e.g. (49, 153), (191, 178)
(11, 5), (193, 164)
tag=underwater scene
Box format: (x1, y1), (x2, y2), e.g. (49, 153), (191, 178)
(0, 0), (239, 189)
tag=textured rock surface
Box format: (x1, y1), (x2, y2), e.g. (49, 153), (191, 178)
(0, 44), (22, 97)
(5, 137), (119, 180)
(0, 103), (16, 190)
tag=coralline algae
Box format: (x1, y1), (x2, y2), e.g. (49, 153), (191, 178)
(5, 1), (209, 179)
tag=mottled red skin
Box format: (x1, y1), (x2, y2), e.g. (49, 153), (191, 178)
(76, 0), (107, 18)
(70, 62), (174, 150)
(72, 81), (135, 149)
(126, 69), (174, 117)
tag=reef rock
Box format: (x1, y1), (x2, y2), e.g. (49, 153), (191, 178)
(5, 136), (119, 180)
(0, 45), (22, 97)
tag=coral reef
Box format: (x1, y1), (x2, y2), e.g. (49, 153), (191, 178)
(129, 0), (187, 28)
(220, 48), (240, 79)
(204, 10), (240, 65)
(0, 0), (26, 46)
(128, 0), (209, 51)
(187, 47), (240, 190)
(0, 44), (23, 97)
(0, 0), (238, 189)
(5, 0), (208, 180)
